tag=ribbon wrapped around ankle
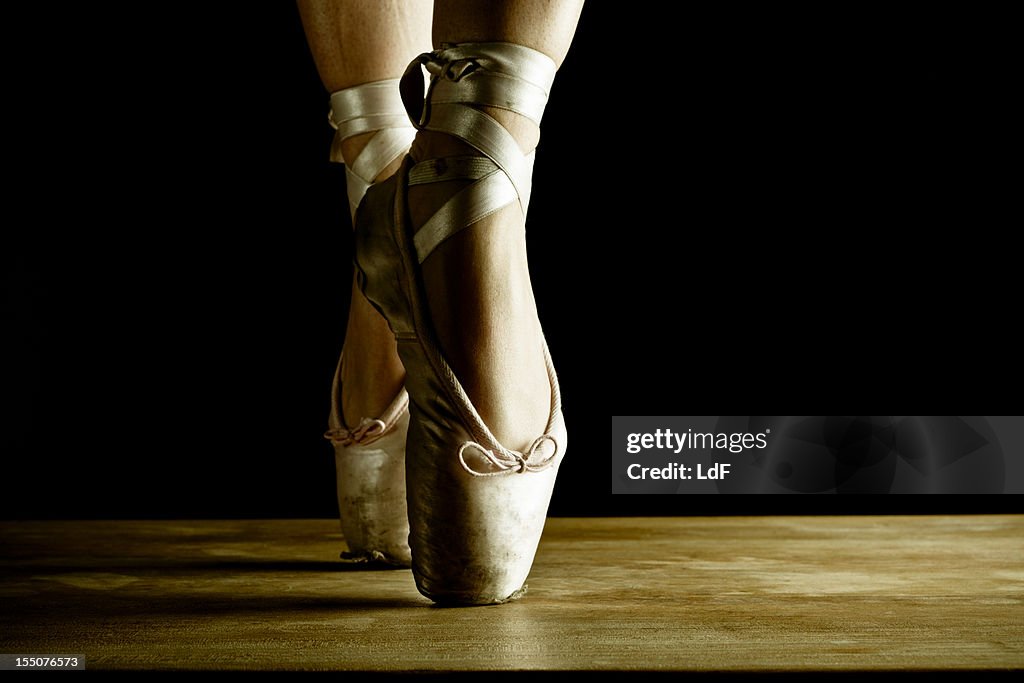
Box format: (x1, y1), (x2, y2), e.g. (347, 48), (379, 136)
(458, 434), (559, 477)
(325, 417), (389, 447)
(400, 42), (555, 132)
(398, 42), (556, 226)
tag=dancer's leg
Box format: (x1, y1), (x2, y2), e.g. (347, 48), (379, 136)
(409, 0), (584, 450)
(298, 0), (432, 424)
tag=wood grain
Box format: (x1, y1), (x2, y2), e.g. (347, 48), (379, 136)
(0, 516), (1020, 671)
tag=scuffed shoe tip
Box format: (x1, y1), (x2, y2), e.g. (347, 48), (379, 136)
(424, 583), (528, 607)
(339, 549), (412, 569)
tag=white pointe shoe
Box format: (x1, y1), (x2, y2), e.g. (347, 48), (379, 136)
(324, 355), (411, 565)
(323, 79), (415, 566)
(354, 43), (566, 602)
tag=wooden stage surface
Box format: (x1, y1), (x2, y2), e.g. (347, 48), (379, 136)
(0, 516), (1021, 672)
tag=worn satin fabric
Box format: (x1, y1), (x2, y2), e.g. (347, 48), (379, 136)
(331, 412), (412, 566)
(325, 354), (412, 566)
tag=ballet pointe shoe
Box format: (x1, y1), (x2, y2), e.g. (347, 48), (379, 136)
(324, 355), (411, 566)
(354, 43), (566, 603)
(323, 79), (416, 566)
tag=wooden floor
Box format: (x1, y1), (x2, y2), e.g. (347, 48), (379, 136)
(0, 516), (1021, 672)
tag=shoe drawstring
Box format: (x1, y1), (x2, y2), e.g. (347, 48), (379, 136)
(458, 434), (559, 477)
(325, 418), (389, 447)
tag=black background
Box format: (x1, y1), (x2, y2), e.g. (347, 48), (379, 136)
(3, 3), (1017, 519)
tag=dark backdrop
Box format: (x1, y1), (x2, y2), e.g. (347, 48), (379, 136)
(3, 3), (1017, 518)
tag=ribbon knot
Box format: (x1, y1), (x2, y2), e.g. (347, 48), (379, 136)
(458, 434), (559, 477)
(408, 50), (481, 128)
(424, 56), (479, 83)
(324, 417), (388, 447)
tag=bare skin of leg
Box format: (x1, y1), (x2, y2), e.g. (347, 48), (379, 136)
(410, 0), (585, 451)
(298, 0), (432, 425)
